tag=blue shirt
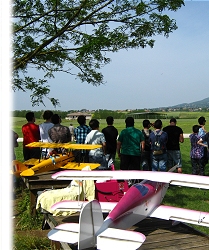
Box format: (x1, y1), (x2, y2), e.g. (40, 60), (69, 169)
(198, 127), (207, 146)
(198, 127), (206, 138)
(74, 125), (91, 144)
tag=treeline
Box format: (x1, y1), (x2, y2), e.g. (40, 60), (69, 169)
(12, 110), (70, 119)
(92, 110), (126, 119)
(12, 109), (127, 119)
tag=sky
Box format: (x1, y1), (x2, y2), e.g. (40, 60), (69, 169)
(0, 1), (208, 248)
(12, 1), (209, 111)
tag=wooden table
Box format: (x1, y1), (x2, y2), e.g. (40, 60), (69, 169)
(21, 170), (72, 215)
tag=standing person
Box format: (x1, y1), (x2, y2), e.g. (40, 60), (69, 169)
(198, 116), (207, 137)
(85, 119), (107, 169)
(39, 110), (54, 157)
(69, 124), (75, 141)
(102, 116), (118, 162)
(22, 112), (41, 161)
(12, 131), (19, 199)
(198, 116), (208, 167)
(117, 117), (145, 171)
(141, 119), (152, 171)
(149, 119), (168, 172)
(190, 125), (205, 175)
(74, 115), (91, 162)
(74, 115), (91, 144)
(48, 114), (71, 143)
(12, 130), (19, 160)
(198, 132), (209, 163)
(163, 118), (184, 173)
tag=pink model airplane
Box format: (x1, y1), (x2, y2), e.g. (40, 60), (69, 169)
(48, 170), (209, 249)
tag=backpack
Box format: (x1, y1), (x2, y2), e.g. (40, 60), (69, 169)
(142, 129), (152, 151)
(153, 130), (164, 155)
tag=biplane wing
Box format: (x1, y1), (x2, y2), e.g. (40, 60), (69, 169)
(26, 142), (102, 150)
(51, 170), (209, 189)
(12, 143), (102, 177)
(150, 205), (209, 227)
(23, 158), (45, 166)
(60, 162), (100, 171)
(48, 199), (209, 249)
(19, 157), (100, 177)
(51, 200), (117, 213)
(51, 200), (209, 228)
(49, 171), (209, 248)
(19, 154), (72, 176)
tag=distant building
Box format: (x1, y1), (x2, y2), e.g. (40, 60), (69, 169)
(126, 112), (167, 120)
(66, 112), (92, 120)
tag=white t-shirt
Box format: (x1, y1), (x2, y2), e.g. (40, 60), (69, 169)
(85, 130), (106, 157)
(39, 122), (54, 142)
(39, 122), (54, 154)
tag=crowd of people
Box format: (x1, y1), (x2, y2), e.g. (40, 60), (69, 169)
(116, 116), (208, 176)
(13, 112), (209, 176)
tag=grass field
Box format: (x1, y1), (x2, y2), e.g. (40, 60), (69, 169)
(12, 117), (209, 236)
(12, 116), (207, 136)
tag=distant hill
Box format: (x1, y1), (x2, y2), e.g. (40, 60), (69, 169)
(158, 97), (209, 109)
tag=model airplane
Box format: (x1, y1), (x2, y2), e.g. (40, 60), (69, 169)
(48, 170), (209, 249)
(12, 142), (102, 177)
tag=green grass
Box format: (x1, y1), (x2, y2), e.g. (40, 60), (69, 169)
(15, 189), (44, 231)
(13, 188), (52, 250)
(13, 117), (208, 137)
(12, 117), (209, 236)
(13, 234), (52, 250)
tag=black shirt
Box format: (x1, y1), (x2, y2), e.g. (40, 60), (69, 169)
(163, 125), (183, 150)
(102, 126), (118, 154)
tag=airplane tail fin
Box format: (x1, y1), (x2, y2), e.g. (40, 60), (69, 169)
(78, 199), (103, 249)
(48, 200), (104, 249)
(79, 200), (146, 249)
(48, 200), (146, 249)
(12, 160), (28, 177)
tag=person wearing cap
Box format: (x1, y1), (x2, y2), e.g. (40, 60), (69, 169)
(117, 117), (145, 171)
(163, 118), (184, 173)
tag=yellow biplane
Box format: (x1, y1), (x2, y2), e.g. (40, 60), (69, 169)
(12, 142), (102, 177)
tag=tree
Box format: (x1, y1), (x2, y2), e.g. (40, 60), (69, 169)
(93, 109), (125, 119)
(13, 0), (184, 106)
